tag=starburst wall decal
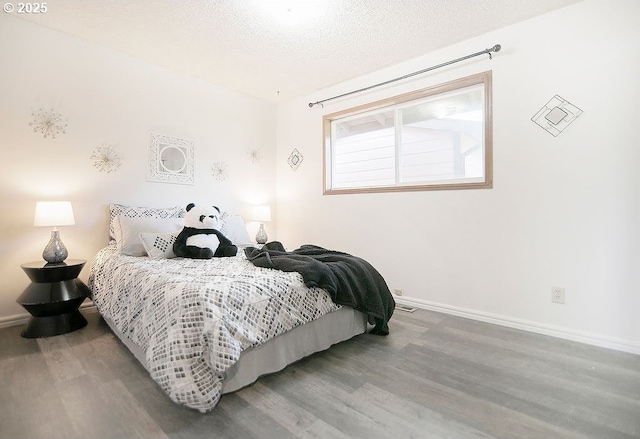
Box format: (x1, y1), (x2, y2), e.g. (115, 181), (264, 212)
(29, 107), (67, 139)
(90, 144), (122, 173)
(211, 161), (228, 181)
(247, 147), (263, 164)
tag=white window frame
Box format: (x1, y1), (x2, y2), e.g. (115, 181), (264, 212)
(323, 71), (493, 194)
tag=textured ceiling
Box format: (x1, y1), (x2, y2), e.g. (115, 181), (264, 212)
(16, 0), (581, 103)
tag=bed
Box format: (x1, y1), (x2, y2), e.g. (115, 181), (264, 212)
(88, 204), (394, 412)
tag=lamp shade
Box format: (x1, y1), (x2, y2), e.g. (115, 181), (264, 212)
(34, 201), (75, 227)
(251, 205), (271, 223)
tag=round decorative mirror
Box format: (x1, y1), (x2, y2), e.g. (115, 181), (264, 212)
(147, 133), (195, 185)
(160, 145), (187, 174)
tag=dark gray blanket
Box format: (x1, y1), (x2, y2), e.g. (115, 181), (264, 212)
(244, 241), (395, 335)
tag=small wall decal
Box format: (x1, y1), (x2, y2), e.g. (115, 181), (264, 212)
(247, 147), (263, 164)
(29, 107), (68, 139)
(90, 144), (122, 173)
(211, 161), (228, 181)
(288, 148), (303, 171)
(532, 95), (583, 137)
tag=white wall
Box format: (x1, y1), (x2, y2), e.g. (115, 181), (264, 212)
(2, 0), (638, 355)
(275, 0), (640, 353)
(0, 15), (276, 324)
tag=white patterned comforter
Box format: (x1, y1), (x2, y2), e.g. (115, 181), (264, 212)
(88, 244), (340, 412)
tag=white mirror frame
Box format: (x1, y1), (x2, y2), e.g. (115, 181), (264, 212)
(147, 133), (195, 185)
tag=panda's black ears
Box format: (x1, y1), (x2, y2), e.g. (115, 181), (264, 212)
(185, 203), (219, 213)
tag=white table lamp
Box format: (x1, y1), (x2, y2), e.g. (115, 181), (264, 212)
(34, 201), (75, 263)
(251, 205), (271, 244)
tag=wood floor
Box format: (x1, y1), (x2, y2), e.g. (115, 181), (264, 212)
(1, 307), (639, 439)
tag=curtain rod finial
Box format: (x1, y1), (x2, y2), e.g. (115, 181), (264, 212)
(492, 44), (501, 52)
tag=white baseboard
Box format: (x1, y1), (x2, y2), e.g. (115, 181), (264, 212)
(5, 297), (638, 356)
(396, 296), (640, 356)
(0, 302), (97, 330)
(0, 313), (30, 329)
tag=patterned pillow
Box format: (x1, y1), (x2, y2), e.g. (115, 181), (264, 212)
(113, 216), (184, 256)
(140, 232), (178, 259)
(109, 203), (184, 240)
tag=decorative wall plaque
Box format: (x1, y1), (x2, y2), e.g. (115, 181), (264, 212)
(532, 95), (583, 137)
(288, 148), (303, 171)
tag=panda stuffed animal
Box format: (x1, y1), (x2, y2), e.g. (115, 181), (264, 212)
(173, 203), (238, 259)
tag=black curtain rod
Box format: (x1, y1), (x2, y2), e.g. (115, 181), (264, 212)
(308, 44), (501, 108)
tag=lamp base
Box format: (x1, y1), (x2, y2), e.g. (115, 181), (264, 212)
(43, 229), (68, 264)
(256, 223), (268, 245)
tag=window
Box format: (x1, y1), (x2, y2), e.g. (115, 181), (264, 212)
(323, 71), (492, 194)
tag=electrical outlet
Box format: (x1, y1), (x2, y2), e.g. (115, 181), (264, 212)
(551, 287), (565, 304)
(393, 289), (403, 296)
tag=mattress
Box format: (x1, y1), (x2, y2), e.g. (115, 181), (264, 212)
(89, 244), (367, 412)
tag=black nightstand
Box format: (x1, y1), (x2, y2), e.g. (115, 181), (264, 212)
(17, 259), (90, 338)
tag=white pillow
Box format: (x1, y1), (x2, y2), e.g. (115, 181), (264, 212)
(220, 215), (253, 246)
(113, 216), (184, 256)
(140, 232), (178, 259)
